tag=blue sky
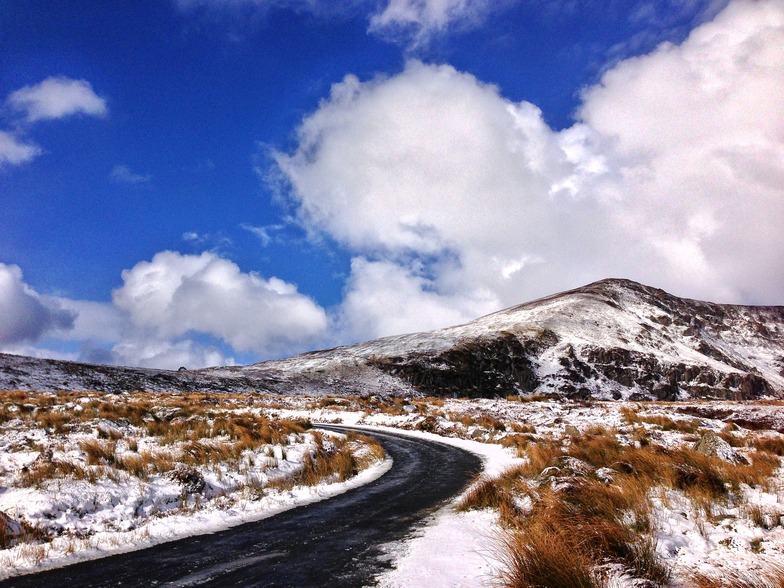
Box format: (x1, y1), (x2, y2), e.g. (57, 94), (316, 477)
(1, 0), (782, 369)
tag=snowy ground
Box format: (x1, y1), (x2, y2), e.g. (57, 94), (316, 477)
(2, 392), (784, 586)
(268, 396), (784, 587)
(0, 391), (389, 579)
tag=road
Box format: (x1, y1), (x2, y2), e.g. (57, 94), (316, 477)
(1, 427), (482, 587)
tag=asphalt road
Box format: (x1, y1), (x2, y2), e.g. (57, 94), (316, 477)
(1, 427), (482, 587)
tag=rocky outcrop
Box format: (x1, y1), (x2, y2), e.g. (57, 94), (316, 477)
(368, 332), (544, 398)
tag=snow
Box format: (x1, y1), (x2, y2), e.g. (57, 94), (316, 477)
(203, 279), (784, 401)
(377, 509), (503, 588)
(345, 426), (521, 588)
(298, 398), (784, 587)
(0, 393), (394, 580)
(2, 392), (784, 586)
(0, 454), (392, 579)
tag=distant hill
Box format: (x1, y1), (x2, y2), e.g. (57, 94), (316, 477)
(3, 279), (783, 400)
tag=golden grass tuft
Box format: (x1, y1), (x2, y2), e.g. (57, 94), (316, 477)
(689, 562), (784, 588)
(80, 439), (117, 466)
(752, 436), (784, 456)
(456, 475), (515, 514)
(18, 460), (89, 488)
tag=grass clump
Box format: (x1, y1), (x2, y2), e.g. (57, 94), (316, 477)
(689, 562), (784, 587)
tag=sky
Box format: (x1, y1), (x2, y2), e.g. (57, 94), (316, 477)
(1, 0), (783, 370)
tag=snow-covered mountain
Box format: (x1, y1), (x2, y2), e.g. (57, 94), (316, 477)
(208, 279), (784, 400)
(2, 279), (783, 399)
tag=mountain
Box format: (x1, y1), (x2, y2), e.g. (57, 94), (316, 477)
(2, 279), (783, 400)
(206, 279), (784, 400)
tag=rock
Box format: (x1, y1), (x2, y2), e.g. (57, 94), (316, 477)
(595, 467), (615, 484)
(694, 431), (748, 464)
(538, 457), (594, 491)
(0, 511), (23, 549)
(168, 467), (206, 494)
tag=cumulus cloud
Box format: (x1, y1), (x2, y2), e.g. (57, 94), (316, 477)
(2, 250), (331, 369)
(274, 60), (626, 335)
(52, 299), (125, 344)
(336, 257), (499, 341)
(0, 263), (76, 345)
(112, 251), (328, 356)
(275, 0), (784, 339)
(7, 77), (107, 123)
(579, 0), (784, 301)
(103, 338), (233, 370)
(0, 130), (41, 167)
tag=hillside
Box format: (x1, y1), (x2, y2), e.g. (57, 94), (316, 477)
(2, 279), (783, 400)
(209, 278), (784, 400)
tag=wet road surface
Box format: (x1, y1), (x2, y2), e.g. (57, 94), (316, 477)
(1, 426), (482, 587)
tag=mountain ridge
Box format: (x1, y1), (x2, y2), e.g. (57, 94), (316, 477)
(205, 278), (784, 400)
(2, 278), (783, 399)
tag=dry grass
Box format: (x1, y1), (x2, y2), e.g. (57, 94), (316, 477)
(456, 474), (516, 514)
(80, 439), (117, 465)
(270, 435), (356, 490)
(18, 460), (89, 488)
(499, 434), (534, 456)
(752, 436), (784, 456)
(5, 391), (380, 500)
(621, 406), (703, 433)
(689, 562), (784, 587)
(499, 525), (598, 588)
(33, 409), (70, 433)
(346, 432), (386, 469)
(492, 417), (784, 588)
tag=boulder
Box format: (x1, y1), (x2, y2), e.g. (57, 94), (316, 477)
(0, 511), (23, 549)
(694, 431), (748, 464)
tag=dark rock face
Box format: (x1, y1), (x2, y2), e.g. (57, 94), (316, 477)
(368, 332), (542, 398)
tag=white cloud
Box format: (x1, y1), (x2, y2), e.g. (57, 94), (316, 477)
(275, 60), (627, 334)
(578, 0), (784, 302)
(52, 299), (125, 344)
(336, 257), (498, 341)
(8, 77), (107, 123)
(240, 223), (285, 246)
(276, 62), (577, 257)
(174, 0), (510, 47)
(0, 263), (75, 345)
(107, 338), (233, 370)
(275, 0), (784, 339)
(112, 251), (328, 356)
(109, 164), (152, 184)
(0, 130), (41, 167)
(368, 0), (507, 46)
(2, 250), (331, 369)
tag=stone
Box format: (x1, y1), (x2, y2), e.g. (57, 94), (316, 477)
(694, 431), (748, 464)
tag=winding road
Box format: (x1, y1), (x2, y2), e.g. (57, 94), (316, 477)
(1, 427), (482, 587)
